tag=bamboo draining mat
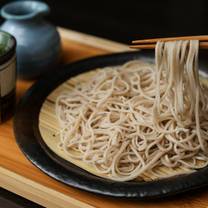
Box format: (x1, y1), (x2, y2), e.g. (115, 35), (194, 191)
(1, 27), (208, 208)
(39, 66), (200, 183)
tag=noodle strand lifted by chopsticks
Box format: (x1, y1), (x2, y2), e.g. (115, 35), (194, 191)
(55, 40), (208, 181)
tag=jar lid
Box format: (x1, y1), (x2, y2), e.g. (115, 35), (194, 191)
(0, 31), (16, 65)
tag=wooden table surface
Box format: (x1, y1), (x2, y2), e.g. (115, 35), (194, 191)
(1, 28), (208, 208)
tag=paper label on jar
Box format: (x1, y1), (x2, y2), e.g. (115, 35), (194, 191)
(0, 55), (16, 97)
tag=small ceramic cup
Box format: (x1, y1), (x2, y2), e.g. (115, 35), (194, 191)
(0, 31), (16, 123)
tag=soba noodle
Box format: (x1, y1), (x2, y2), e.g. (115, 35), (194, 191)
(55, 40), (208, 181)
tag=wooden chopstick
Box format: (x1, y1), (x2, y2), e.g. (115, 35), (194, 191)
(132, 35), (208, 44)
(130, 41), (208, 49)
(130, 44), (156, 49)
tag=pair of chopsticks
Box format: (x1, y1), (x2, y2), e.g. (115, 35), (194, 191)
(131, 35), (208, 49)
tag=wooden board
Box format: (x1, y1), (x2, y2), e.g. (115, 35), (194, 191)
(1, 27), (208, 208)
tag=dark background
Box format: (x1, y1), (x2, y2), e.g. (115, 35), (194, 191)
(0, 0), (208, 207)
(1, 0), (208, 43)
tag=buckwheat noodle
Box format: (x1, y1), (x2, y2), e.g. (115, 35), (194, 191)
(55, 40), (208, 181)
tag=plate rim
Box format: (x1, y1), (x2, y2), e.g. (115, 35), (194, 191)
(13, 50), (208, 199)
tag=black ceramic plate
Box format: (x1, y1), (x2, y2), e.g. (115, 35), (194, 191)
(14, 50), (208, 199)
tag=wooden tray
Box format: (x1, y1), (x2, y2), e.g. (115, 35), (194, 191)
(1, 27), (208, 207)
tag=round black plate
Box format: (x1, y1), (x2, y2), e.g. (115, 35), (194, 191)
(14, 50), (208, 199)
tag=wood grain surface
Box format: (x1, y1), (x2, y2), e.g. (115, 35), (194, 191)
(1, 27), (208, 208)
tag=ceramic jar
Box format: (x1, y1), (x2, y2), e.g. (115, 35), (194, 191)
(1, 1), (61, 79)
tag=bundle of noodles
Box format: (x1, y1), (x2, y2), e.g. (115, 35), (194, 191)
(55, 40), (208, 181)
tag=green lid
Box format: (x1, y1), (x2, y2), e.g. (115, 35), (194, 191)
(0, 31), (15, 56)
(0, 31), (16, 65)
